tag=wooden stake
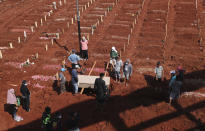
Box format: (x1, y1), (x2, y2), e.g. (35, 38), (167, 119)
(62, 28), (64, 34)
(132, 22), (135, 28)
(124, 43), (126, 52)
(31, 26), (34, 32)
(18, 37), (21, 43)
(59, 0), (62, 6)
(45, 44), (48, 51)
(53, 2), (57, 9)
(51, 39), (54, 45)
(67, 22), (70, 28)
(48, 12), (51, 16)
(100, 16), (103, 22)
(131, 28), (133, 34)
(79, 12), (80, 16)
(88, 2), (90, 7)
(105, 11), (107, 16)
(82, 7), (84, 12)
(91, 0), (92, 4)
(44, 15), (47, 21)
(85, 5), (87, 10)
(128, 34), (130, 45)
(24, 31), (27, 38)
(97, 19), (100, 26)
(75, 14), (77, 21)
(135, 18), (137, 24)
(91, 27), (94, 35)
(40, 19), (43, 26)
(35, 21), (38, 28)
(0, 50), (2, 59)
(87, 34), (89, 40)
(71, 18), (73, 24)
(9, 42), (13, 48)
(88, 61), (96, 75)
(64, 0), (66, 4)
(35, 53), (38, 59)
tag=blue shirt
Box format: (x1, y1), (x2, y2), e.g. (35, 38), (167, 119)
(169, 75), (176, 87)
(71, 69), (78, 84)
(68, 54), (80, 64)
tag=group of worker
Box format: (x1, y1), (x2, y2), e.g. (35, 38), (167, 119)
(110, 46), (133, 86)
(5, 34), (186, 131)
(154, 61), (185, 104)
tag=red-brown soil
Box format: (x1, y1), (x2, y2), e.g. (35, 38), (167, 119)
(1, 0), (205, 130)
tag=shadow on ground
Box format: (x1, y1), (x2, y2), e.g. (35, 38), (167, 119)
(7, 70), (205, 131)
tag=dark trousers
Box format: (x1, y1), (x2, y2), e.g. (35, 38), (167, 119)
(81, 50), (88, 59)
(60, 82), (66, 93)
(22, 95), (30, 111)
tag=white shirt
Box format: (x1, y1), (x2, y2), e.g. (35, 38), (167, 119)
(155, 66), (163, 78)
(115, 60), (123, 72)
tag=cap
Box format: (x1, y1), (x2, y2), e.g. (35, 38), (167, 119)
(61, 68), (66, 72)
(177, 66), (182, 70)
(72, 49), (76, 53)
(170, 70), (175, 74)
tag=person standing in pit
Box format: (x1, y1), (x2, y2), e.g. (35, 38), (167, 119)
(58, 68), (67, 94)
(154, 61), (164, 82)
(123, 59), (133, 87)
(177, 65), (185, 82)
(169, 70), (182, 104)
(42, 106), (52, 131)
(71, 64), (79, 95)
(67, 112), (80, 131)
(110, 46), (118, 68)
(20, 80), (30, 112)
(52, 112), (63, 131)
(68, 49), (81, 69)
(94, 73), (107, 109)
(114, 57), (123, 83)
(81, 36), (88, 61)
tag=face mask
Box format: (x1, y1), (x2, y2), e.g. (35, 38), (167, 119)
(24, 83), (27, 86)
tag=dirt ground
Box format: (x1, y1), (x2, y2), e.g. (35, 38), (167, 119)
(0, 0), (205, 130)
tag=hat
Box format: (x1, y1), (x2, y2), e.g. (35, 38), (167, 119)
(100, 73), (105, 78)
(61, 68), (66, 72)
(22, 80), (27, 85)
(126, 59), (130, 63)
(82, 36), (86, 40)
(177, 66), (182, 71)
(72, 49), (76, 53)
(170, 70), (176, 74)
(45, 106), (51, 113)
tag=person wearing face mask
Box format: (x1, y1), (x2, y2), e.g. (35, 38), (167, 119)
(20, 80), (30, 112)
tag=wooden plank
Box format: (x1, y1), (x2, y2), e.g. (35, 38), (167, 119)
(78, 75), (110, 88)
(80, 61), (96, 94)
